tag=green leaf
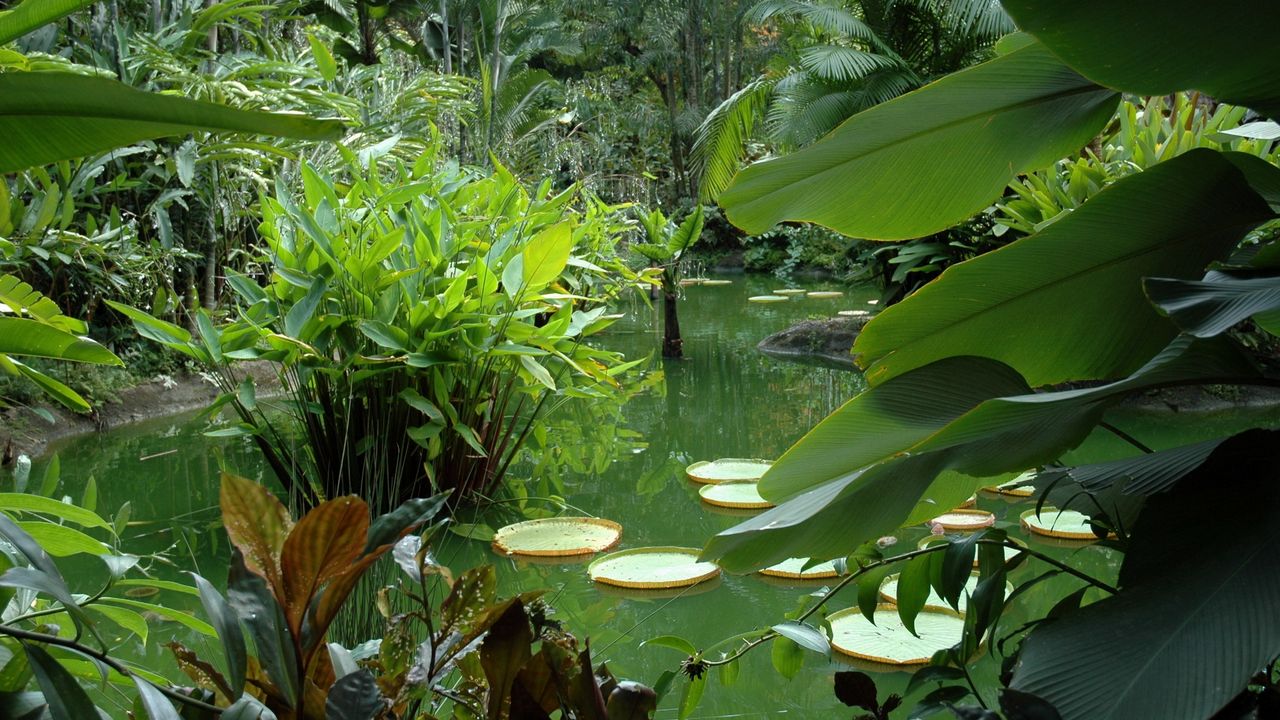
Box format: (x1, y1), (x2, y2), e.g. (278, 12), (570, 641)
(88, 604), (149, 644)
(855, 150), (1279, 387)
(80, 477), (95, 515)
(0, 0), (95, 44)
(23, 644), (98, 720)
(522, 222), (573, 292)
(283, 276), (327, 338)
(719, 42), (1117, 239)
(895, 555), (931, 634)
(15, 521), (108, 556)
(641, 635), (697, 656)
(191, 573), (246, 697)
(771, 621), (830, 656)
(0, 73), (342, 173)
(769, 636), (804, 680)
(0, 317), (120, 364)
(678, 674), (706, 720)
(1145, 270), (1280, 338)
(1003, 0), (1280, 119)
(307, 31), (338, 83)
(0, 495), (110, 531)
(1011, 433), (1280, 718)
(132, 677), (181, 720)
(38, 455), (58, 497)
(11, 361), (91, 412)
(100, 597), (216, 636)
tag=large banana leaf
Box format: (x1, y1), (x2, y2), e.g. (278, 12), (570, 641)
(0, 317), (119, 364)
(0, 0), (94, 44)
(1012, 433), (1280, 719)
(707, 336), (1255, 572)
(0, 73), (343, 172)
(1003, 1), (1280, 119)
(717, 42), (1117, 240)
(1145, 270), (1280, 338)
(854, 150), (1280, 388)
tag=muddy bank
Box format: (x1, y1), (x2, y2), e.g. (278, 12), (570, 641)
(1, 362), (281, 460)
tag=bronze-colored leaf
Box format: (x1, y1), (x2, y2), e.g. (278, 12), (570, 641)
(167, 641), (233, 703)
(481, 600), (534, 719)
(281, 495), (368, 636)
(220, 472), (293, 602)
(305, 550), (386, 664)
(441, 565), (497, 633)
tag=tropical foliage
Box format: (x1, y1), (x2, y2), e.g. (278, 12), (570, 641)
(698, 1), (1280, 717)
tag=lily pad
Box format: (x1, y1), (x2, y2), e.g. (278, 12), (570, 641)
(984, 470), (1037, 497)
(491, 517), (622, 557)
(827, 604), (966, 665)
(1020, 508), (1102, 540)
(930, 509), (996, 531)
(748, 295), (789, 303)
(685, 458), (773, 484)
(679, 278), (707, 286)
(954, 495), (977, 510)
(806, 291), (844, 299)
(838, 310), (870, 317)
(879, 573), (1011, 616)
(588, 547), (721, 589)
(759, 557), (840, 580)
(702, 279), (733, 286)
(699, 481), (774, 510)
(773, 288), (807, 295)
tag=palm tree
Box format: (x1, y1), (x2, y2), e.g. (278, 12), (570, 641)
(693, 0), (1011, 201)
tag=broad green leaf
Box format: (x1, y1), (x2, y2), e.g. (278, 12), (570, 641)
(1003, 0), (1280, 119)
(895, 555), (932, 635)
(24, 644), (98, 720)
(641, 635), (697, 656)
(100, 597), (216, 636)
(719, 42), (1117, 239)
(15, 521), (108, 555)
(0, 73), (343, 173)
(0, 497), (109, 530)
(191, 573), (246, 697)
(133, 677), (181, 720)
(1145, 270), (1280, 338)
(307, 31), (338, 83)
(769, 636), (804, 680)
(0, 317), (119, 364)
(771, 621), (830, 656)
(12, 360), (91, 412)
(678, 674), (706, 719)
(1012, 434), (1280, 718)
(0, 0), (95, 44)
(88, 604), (149, 643)
(855, 150), (1279, 387)
(522, 222), (573, 291)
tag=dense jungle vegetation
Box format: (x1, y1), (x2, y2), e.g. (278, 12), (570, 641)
(4, 0), (1280, 718)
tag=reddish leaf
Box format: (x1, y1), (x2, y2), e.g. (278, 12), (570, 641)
(280, 496), (368, 635)
(220, 472), (292, 602)
(481, 600), (534, 719)
(305, 547), (390, 664)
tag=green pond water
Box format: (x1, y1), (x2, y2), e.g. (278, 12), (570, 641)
(28, 273), (1280, 717)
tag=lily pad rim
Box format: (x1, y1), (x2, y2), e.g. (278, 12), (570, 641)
(698, 480), (776, 510)
(684, 457), (774, 484)
(587, 545), (722, 589)
(826, 603), (966, 665)
(490, 516), (623, 557)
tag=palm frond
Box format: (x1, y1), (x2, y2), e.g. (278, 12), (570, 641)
(797, 44), (900, 82)
(691, 77), (776, 202)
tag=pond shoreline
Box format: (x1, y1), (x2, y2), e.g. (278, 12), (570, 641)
(1, 361), (281, 461)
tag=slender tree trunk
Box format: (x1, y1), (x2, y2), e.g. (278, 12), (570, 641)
(662, 282), (682, 358)
(439, 0), (452, 74)
(357, 1), (377, 64)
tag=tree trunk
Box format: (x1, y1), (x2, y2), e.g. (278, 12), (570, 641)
(662, 284), (682, 358)
(357, 1), (378, 65)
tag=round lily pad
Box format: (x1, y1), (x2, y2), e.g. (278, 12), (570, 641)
(685, 458), (772, 484)
(807, 290), (843, 298)
(759, 557), (840, 580)
(748, 295), (789, 303)
(837, 310), (870, 317)
(773, 288), (807, 295)
(827, 604), (966, 665)
(984, 470), (1036, 497)
(679, 278), (706, 286)
(699, 481), (774, 510)
(1020, 508), (1101, 540)
(930, 509), (995, 531)
(702, 279), (733, 286)
(588, 547), (721, 589)
(879, 573), (1011, 616)
(491, 517), (622, 557)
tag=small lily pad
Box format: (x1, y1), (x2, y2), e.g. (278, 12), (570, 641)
(685, 458), (772, 484)
(698, 481), (774, 510)
(588, 547), (721, 589)
(773, 288), (807, 295)
(806, 291), (843, 299)
(837, 310), (870, 317)
(984, 470), (1037, 497)
(759, 557), (840, 580)
(827, 604), (965, 665)
(748, 295), (789, 303)
(702, 279), (733, 286)
(1020, 508), (1103, 540)
(679, 278), (707, 286)
(492, 517), (622, 557)
(930, 509), (995, 531)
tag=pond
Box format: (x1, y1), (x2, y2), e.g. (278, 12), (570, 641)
(29, 273), (1280, 718)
